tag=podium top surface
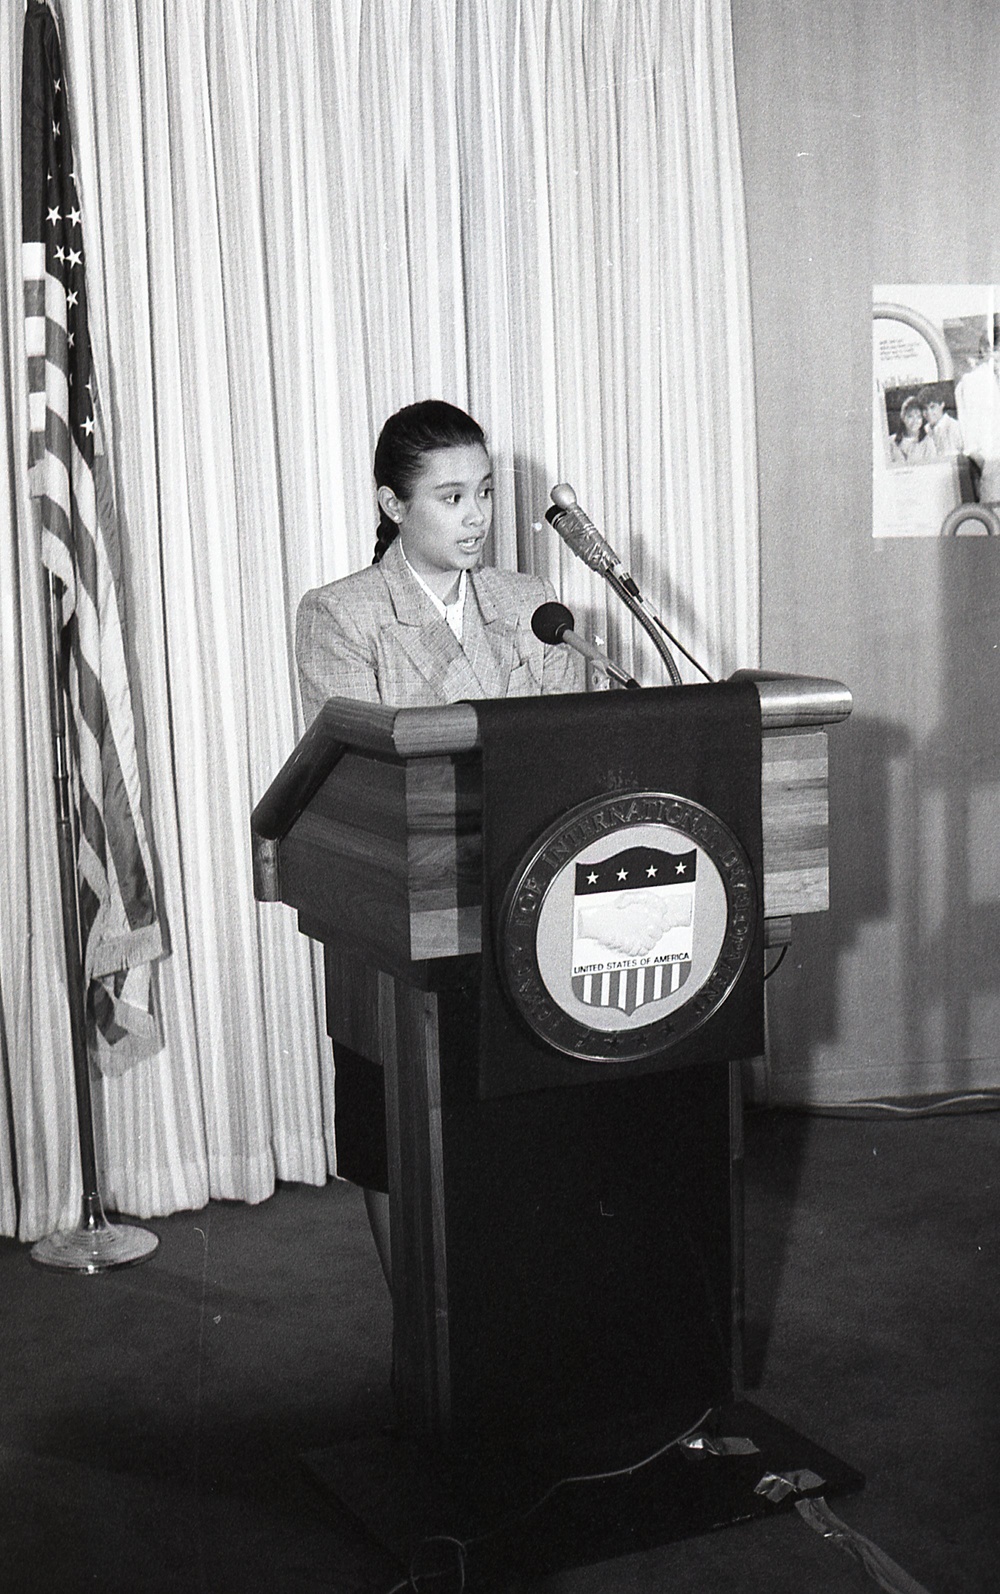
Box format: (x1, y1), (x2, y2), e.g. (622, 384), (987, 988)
(251, 672), (851, 850)
(310, 670), (851, 759)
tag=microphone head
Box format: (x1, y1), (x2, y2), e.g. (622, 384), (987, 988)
(550, 482), (579, 511)
(531, 601), (574, 645)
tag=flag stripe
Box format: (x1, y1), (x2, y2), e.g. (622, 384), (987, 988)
(44, 408), (72, 471)
(23, 240), (46, 277)
(46, 315), (70, 369)
(571, 957), (694, 1015)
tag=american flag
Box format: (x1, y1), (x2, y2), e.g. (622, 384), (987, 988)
(22, 1), (162, 1072)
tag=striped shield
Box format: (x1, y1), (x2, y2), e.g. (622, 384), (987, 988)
(571, 845), (696, 1016)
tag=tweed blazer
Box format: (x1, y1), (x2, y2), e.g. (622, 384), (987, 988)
(295, 536), (583, 724)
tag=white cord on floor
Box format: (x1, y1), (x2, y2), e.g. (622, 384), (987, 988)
(796, 1495), (934, 1594)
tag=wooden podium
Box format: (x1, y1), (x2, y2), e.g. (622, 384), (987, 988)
(252, 672), (857, 1576)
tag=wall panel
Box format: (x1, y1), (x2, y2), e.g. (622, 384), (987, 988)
(733, 1), (1000, 1099)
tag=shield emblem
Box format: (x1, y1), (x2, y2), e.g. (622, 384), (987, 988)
(571, 845), (696, 1015)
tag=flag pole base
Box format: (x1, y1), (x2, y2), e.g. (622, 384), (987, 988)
(30, 1201), (158, 1274)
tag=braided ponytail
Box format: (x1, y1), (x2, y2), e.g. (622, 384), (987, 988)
(371, 400), (486, 564)
(372, 506), (399, 565)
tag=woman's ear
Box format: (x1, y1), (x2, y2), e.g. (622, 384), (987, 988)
(377, 484), (403, 524)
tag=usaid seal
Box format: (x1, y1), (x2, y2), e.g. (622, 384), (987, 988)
(498, 791), (757, 1063)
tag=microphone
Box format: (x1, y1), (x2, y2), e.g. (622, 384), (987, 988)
(545, 484), (641, 597)
(531, 601), (640, 689)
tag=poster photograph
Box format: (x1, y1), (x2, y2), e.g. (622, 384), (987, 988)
(873, 284), (1000, 538)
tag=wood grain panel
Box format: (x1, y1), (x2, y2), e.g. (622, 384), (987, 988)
(323, 943), (382, 1054)
(279, 809), (413, 966)
(761, 729), (829, 918)
(410, 906), (481, 961)
(307, 748), (408, 839)
(279, 724), (833, 967)
(404, 756), (480, 958)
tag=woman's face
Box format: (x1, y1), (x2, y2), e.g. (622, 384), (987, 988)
(902, 406), (922, 437)
(385, 442), (493, 598)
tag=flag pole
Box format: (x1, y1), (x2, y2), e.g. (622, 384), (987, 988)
(30, 571), (158, 1274)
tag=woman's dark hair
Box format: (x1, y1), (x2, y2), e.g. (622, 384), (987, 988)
(895, 395), (925, 442)
(372, 400), (487, 563)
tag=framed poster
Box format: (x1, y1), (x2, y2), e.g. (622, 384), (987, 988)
(873, 286), (1000, 537)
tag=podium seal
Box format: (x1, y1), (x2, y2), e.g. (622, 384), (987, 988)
(498, 790), (757, 1063)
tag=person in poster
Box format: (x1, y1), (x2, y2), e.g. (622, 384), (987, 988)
(955, 315), (1000, 503)
(919, 383), (964, 456)
(889, 396), (936, 464)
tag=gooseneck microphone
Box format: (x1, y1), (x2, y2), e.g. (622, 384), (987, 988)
(531, 601), (640, 689)
(544, 484), (641, 597)
(543, 482), (689, 687)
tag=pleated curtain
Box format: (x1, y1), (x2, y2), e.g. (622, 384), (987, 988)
(0, 0), (758, 1241)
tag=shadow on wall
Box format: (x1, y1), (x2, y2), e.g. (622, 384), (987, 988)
(769, 542), (1000, 1099)
(907, 539), (1000, 1084)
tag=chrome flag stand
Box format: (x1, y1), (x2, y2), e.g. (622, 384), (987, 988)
(30, 576), (158, 1275)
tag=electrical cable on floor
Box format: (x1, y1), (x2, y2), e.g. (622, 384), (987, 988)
(380, 1405), (716, 1594)
(797, 1090), (1000, 1119)
(796, 1495), (934, 1594)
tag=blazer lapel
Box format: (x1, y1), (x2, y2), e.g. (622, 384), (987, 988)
(465, 568), (517, 699)
(380, 541), (488, 702)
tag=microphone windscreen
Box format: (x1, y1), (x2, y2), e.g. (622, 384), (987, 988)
(550, 482), (578, 511)
(531, 601), (574, 645)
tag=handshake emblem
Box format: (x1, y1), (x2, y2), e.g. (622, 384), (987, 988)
(573, 843), (697, 976)
(576, 891), (692, 958)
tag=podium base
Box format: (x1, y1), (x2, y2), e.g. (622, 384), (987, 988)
(302, 1401), (863, 1587)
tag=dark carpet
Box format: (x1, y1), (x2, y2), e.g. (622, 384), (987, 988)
(0, 1108), (996, 1593)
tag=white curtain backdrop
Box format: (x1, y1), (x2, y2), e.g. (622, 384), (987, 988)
(0, 0), (758, 1240)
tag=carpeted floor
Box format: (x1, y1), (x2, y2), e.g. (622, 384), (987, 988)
(0, 1108), (997, 1593)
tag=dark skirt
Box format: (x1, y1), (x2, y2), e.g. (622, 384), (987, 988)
(331, 1043), (388, 1194)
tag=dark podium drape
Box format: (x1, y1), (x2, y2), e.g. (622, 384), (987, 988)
(475, 680), (764, 1096)
(437, 682), (764, 1456)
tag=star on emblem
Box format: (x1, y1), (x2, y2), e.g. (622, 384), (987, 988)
(586, 872), (598, 885)
(675, 861), (686, 875)
(646, 865), (658, 877)
(616, 869), (628, 881)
